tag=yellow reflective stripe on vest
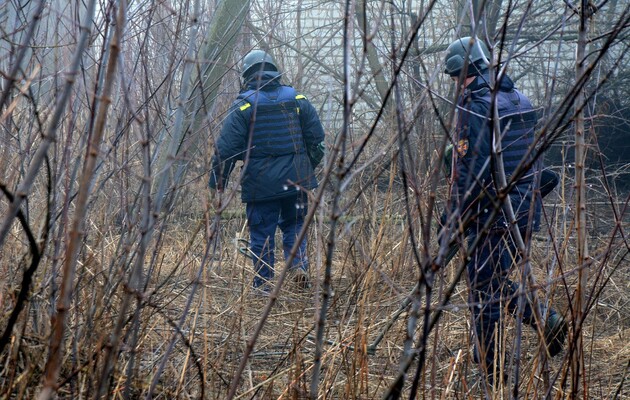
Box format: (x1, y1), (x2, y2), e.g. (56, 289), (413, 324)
(295, 95), (306, 114)
(239, 102), (251, 111)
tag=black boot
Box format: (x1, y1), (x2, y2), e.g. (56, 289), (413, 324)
(545, 313), (568, 357)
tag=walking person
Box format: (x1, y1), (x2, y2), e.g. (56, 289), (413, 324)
(440, 37), (567, 384)
(209, 49), (325, 293)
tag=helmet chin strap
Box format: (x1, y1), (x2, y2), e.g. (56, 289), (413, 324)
(474, 40), (491, 66)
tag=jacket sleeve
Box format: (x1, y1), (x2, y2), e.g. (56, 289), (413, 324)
(451, 100), (492, 219)
(296, 95), (326, 168)
(209, 102), (249, 190)
(540, 168), (559, 198)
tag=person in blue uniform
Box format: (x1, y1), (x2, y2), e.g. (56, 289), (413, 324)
(209, 50), (325, 292)
(440, 37), (567, 383)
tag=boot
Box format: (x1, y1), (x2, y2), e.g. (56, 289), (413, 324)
(545, 313), (568, 357)
(290, 268), (311, 290)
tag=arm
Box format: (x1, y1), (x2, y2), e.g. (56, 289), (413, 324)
(438, 101), (496, 245)
(451, 101), (492, 218)
(209, 103), (249, 190)
(296, 95), (325, 167)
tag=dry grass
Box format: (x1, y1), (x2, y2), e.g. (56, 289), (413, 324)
(1, 165), (629, 399)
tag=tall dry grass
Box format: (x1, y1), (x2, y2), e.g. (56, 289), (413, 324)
(2, 148), (628, 399)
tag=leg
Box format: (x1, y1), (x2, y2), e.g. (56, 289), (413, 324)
(467, 232), (509, 380)
(278, 193), (309, 272)
(246, 201), (280, 288)
(502, 230), (537, 325)
(501, 231), (567, 357)
(501, 231), (556, 326)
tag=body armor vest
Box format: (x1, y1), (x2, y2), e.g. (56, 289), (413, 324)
(459, 82), (540, 230)
(238, 86), (305, 158)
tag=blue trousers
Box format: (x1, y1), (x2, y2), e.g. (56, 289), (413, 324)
(246, 194), (309, 288)
(467, 230), (554, 370)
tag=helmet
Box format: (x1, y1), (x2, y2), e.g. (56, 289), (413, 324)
(443, 37), (490, 76)
(241, 50), (278, 78)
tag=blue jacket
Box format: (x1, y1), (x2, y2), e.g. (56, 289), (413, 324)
(450, 72), (541, 232)
(209, 72), (325, 202)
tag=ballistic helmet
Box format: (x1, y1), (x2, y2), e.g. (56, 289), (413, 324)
(443, 37), (490, 77)
(241, 50), (278, 78)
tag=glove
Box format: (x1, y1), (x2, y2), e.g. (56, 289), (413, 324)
(308, 141), (325, 168)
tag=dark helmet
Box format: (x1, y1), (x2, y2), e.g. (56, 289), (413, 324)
(241, 50), (278, 78)
(443, 37), (490, 77)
